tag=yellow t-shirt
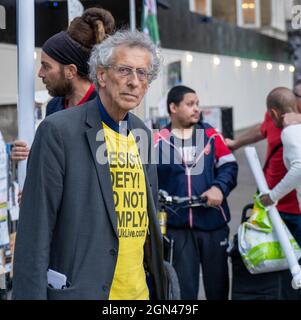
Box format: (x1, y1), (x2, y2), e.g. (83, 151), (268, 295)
(102, 122), (149, 300)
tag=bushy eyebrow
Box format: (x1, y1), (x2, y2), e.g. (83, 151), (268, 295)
(41, 61), (51, 68)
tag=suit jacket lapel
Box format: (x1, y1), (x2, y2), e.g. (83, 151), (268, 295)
(85, 101), (118, 238)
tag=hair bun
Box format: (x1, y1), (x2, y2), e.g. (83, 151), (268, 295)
(94, 20), (106, 43)
(68, 7), (115, 52)
(82, 7), (115, 41)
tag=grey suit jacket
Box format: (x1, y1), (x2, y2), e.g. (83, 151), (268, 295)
(12, 98), (166, 300)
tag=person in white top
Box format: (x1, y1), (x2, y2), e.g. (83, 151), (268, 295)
(260, 87), (301, 210)
(284, 80), (301, 126)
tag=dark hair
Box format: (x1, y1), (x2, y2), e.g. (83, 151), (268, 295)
(167, 85), (196, 114)
(67, 7), (115, 55)
(267, 87), (297, 114)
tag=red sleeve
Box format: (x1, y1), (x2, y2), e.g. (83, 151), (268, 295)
(205, 128), (236, 166)
(260, 112), (269, 139)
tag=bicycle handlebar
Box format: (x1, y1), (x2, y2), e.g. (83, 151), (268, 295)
(158, 189), (208, 208)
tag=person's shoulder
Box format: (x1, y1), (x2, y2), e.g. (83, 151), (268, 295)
(199, 121), (213, 130)
(281, 125), (301, 153)
(282, 123), (301, 140)
(200, 121), (220, 137)
(46, 97), (64, 116)
(281, 125), (301, 162)
(128, 112), (151, 133)
(47, 96), (63, 106)
(44, 98), (96, 128)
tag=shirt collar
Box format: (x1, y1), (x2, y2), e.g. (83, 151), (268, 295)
(97, 94), (129, 136)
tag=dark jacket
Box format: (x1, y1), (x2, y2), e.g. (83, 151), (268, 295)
(46, 90), (98, 116)
(154, 122), (238, 231)
(13, 97), (166, 300)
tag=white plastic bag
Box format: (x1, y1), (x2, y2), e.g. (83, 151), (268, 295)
(238, 197), (301, 274)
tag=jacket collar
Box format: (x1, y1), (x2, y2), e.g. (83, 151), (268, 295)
(85, 97), (119, 238)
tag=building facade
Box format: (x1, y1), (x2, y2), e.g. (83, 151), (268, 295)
(0, 0), (296, 140)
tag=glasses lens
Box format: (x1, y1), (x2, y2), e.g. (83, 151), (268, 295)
(109, 65), (152, 82)
(136, 69), (148, 81)
(117, 66), (132, 77)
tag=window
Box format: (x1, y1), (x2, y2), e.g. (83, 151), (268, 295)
(0, 5), (6, 30)
(237, 0), (261, 28)
(189, 0), (212, 16)
(271, 0), (286, 32)
(242, 0), (256, 24)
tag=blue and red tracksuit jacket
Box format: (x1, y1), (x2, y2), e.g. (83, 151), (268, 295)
(154, 122), (238, 231)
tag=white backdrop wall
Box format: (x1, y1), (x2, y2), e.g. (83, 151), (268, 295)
(0, 45), (293, 131)
(147, 48), (294, 131)
(0, 44), (44, 105)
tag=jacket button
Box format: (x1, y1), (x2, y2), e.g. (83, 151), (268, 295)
(110, 249), (117, 256)
(102, 285), (108, 292)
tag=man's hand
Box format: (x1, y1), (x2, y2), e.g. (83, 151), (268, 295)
(259, 194), (274, 207)
(283, 113), (301, 127)
(201, 186), (224, 207)
(225, 123), (263, 151)
(11, 140), (30, 161)
(225, 138), (237, 151)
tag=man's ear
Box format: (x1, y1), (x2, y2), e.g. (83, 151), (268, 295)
(64, 64), (78, 79)
(96, 67), (107, 88)
(269, 107), (283, 127)
(169, 102), (178, 114)
(269, 107), (279, 119)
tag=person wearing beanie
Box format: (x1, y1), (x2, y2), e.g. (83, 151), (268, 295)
(11, 7), (115, 161)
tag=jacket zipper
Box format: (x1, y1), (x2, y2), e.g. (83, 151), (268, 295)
(157, 131), (219, 229)
(185, 166), (193, 228)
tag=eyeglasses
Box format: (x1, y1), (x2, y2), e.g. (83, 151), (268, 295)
(104, 64), (152, 83)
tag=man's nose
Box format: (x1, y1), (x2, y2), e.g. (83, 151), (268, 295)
(38, 67), (44, 78)
(127, 71), (140, 86)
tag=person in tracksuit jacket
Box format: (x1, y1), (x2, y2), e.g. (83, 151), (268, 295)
(154, 85), (238, 300)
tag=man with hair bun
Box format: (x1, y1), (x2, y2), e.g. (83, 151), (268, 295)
(11, 7), (115, 161)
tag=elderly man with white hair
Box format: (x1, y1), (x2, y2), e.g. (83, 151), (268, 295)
(12, 30), (166, 300)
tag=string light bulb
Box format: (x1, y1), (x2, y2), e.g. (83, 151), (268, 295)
(234, 59), (241, 67)
(279, 64), (285, 72)
(266, 63), (273, 71)
(213, 56), (221, 66)
(186, 53), (193, 63)
(251, 61), (258, 69)
(289, 65), (295, 73)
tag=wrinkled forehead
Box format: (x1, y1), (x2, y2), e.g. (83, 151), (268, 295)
(110, 45), (152, 67)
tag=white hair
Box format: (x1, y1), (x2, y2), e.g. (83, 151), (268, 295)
(88, 29), (161, 90)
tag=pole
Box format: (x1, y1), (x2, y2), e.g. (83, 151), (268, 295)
(67, 0), (84, 25)
(17, 0), (36, 189)
(245, 146), (301, 289)
(129, 0), (136, 31)
(129, 0), (149, 120)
